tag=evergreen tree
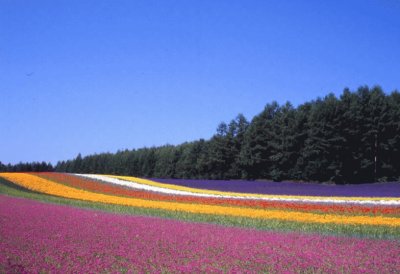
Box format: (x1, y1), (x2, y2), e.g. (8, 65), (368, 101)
(32, 85), (400, 183)
(207, 122), (234, 179)
(240, 102), (280, 179)
(0, 161), (6, 172)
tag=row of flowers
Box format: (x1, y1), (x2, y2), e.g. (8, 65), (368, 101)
(105, 174), (400, 205)
(39, 172), (400, 216)
(1, 172), (400, 227)
(3, 194), (400, 273)
(151, 177), (400, 197)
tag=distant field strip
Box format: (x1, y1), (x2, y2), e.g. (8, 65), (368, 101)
(1, 172), (400, 227)
(76, 174), (400, 205)
(37, 173), (400, 216)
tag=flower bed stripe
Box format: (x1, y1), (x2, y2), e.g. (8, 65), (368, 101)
(1, 173), (400, 227)
(111, 175), (400, 202)
(2, 195), (399, 273)
(2, 178), (399, 240)
(37, 173), (400, 216)
(152, 177), (400, 197)
(80, 174), (400, 205)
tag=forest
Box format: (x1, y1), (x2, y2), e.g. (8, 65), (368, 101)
(2, 86), (400, 184)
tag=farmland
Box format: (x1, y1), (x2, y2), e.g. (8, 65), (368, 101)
(1, 172), (400, 273)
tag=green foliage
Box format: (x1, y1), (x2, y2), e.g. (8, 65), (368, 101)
(48, 86), (400, 183)
(0, 161), (53, 172)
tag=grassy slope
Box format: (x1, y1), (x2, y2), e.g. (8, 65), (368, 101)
(0, 177), (399, 240)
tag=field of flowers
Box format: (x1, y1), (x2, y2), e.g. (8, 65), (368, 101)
(1, 172), (400, 273)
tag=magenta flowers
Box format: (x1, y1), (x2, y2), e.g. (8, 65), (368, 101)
(1, 195), (399, 273)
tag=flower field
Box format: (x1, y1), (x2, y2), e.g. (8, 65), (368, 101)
(1, 172), (400, 273)
(152, 177), (400, 197)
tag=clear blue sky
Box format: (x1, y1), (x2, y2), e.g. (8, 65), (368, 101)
(1, 0), (399, 165)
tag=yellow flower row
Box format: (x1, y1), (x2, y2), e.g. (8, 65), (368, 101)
(109, 175), (400, 202)
(2, 172), (400, 227)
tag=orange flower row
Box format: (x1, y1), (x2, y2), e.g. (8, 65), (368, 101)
(38, 172), (400, 216)
(5, 172), (399, 227)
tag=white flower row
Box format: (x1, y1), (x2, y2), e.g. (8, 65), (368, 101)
(74, 174), (400, 206)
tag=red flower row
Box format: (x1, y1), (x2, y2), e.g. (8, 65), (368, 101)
(37, 172), (400, 216)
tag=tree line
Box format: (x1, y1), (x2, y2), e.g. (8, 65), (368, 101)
(2, 86), (399, 183)
(52, 86), (400, 184)
(0, 161), (54, 172)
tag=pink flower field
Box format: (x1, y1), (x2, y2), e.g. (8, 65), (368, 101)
(1, 195), (399, 273)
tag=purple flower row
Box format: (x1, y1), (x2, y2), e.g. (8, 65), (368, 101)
(152, 178), (400, 197)
(1, 195), (399, 273)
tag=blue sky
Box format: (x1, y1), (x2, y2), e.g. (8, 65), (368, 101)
(1, 0), (399, 164)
